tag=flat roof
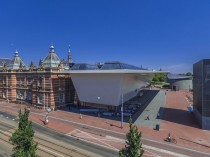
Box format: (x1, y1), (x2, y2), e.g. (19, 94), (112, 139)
(167, 73), (192, 79)
(65, 69), (169, 74)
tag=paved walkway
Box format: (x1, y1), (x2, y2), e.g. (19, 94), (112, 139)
(161, 90), (210, 153)
(134, 90), (166, 128)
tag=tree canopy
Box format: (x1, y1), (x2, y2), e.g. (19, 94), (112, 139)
(186, 72), (193, 76)
(119, 117), (144, 157)
(179, 72), (193, 76)
(152, 73), (166, 82)
(10, 108), (38, 157)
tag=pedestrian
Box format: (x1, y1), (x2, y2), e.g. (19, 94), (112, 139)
(168, 132), (171, 141)
(157, 113), (160, 118)
(45, 113), (49, 125)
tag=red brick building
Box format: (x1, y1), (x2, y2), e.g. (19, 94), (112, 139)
(0, 46), (77, 110)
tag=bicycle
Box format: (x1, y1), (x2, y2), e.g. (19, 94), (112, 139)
(164, 137), (177, 144)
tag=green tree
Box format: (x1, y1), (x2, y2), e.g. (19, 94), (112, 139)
(119, 117), (144, 157)
(158, 75), (164, 82)
(186, 72), (192, 76)
(152, 73), (166, 83)
(10, 108), (38, 157)
(152, 76), (159, 82)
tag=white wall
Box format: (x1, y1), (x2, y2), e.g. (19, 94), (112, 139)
(71, 73), (154, 106)
(121, 74), (153, 104)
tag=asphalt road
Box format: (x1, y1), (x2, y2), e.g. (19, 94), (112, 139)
(33, 122), (118, 157)
(0, 111), (118, 157)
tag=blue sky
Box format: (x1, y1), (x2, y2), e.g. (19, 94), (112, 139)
(0, 0), (210, 73)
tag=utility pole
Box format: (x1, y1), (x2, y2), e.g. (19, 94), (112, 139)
(46, 93), (48, 109)
(121, 93), (124, 128)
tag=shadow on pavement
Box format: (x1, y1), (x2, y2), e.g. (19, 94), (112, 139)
(58, 90), (160, 124)
(159, 107), (200, 128)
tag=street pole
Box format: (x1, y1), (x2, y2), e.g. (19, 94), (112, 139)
(97, 97), (100, 117)
(46, 93), (48, 109)
(121, 92), (123, 128)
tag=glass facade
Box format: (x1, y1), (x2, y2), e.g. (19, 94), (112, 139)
(203, 60), (210, 116)
(193, 59), (210, 129)
(193, 60), (203, 114)
(71, 63), (99, 70)
(100, 62), (143, 70)
(71, 62), (146, 70)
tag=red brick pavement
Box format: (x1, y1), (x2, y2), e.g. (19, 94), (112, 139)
(162, 90), (210, 153)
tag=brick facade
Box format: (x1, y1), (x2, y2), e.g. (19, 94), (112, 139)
(0, 70), (76, 109)
(0, 46), (78, 110)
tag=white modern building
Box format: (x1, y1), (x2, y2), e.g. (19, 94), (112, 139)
(67, 62), (166, 109)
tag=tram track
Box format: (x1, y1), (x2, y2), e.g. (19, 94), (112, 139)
(0, 110), (118, 157)
(0, 121), (90, 157)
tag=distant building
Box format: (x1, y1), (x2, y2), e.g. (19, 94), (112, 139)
(193, 59), (210, 130)
(167, 73), (192, 91)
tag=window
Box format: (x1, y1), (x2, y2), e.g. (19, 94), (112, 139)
(67, 92), (71, 102)
(59, 93), (64, 103)
(27, 79), (31, 85)
(59, 80), (65, 90)
(2, 78), (6, 84)
(20, 91), (25, 99)
(45, 93), (49, 107)
(16, 91), (24, 99)
(2, 90), (6, 98)
(27, 91), (32, 100)
(37, 78), (42, 86)
(17, 79), (22, 85)
(16, 91), (20, 99)
(38, 95), (43, 104)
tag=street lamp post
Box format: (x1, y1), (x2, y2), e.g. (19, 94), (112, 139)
(121, 93), (124, 128)
(97, 97), (100, 117)
(46, 93), (48, 109)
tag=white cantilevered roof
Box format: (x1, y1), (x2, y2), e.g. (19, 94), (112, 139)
(66, 69), (169, 74)
(63, 69), (168, 106)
